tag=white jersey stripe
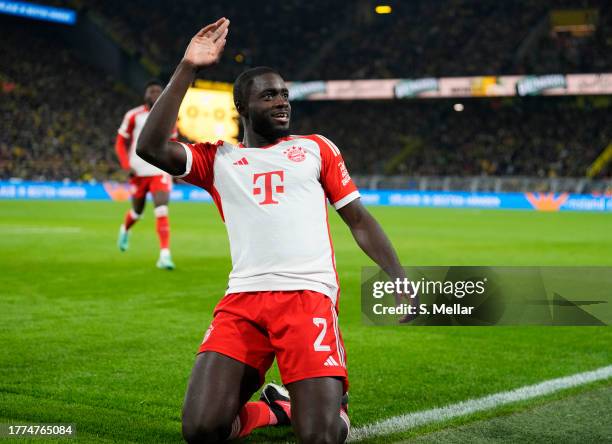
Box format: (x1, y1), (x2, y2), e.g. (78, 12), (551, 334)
(333, 190), (361, 210)
(331, 305), (345, 366)
(320, 134), (341, 156)
(319, 134), (341, 156)
(175, 143), (193, 178)
(334, 308), (346, 366)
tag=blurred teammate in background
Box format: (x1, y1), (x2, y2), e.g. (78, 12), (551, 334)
(115, 80), (178, 270)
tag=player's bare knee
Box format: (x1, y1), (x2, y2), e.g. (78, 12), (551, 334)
(182, 395), (237, 444)
(154, 205), (168, 218)
(295, 415), (344, 444)
(181, 415), (231, 444)
(295, 427), (340, 444)
(182, 425), (225, 444)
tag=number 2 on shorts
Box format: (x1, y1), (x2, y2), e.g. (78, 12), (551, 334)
(313, 317), (331, 351)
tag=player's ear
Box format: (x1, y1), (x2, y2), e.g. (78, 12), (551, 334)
(235, 100), (247, 117)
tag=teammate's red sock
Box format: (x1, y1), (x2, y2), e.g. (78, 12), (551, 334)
(228, 401), (276, 439)
(154, 206), (170, 249)
(156, 216), (170, 248)
(123, 209), (140, 230)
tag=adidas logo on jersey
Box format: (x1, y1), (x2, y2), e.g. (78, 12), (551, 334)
(324, 356), (340, 367)
(233, 157), (249, 165)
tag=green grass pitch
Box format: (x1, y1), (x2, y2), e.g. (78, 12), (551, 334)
(1, 201), (611, 443)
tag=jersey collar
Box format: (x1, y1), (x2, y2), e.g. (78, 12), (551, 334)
(238, 136), (293, 149)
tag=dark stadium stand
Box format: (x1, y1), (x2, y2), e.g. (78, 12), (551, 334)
(72, 0), (612, 80)
(291, 97), (611, 178)
(0, 23), (136, 181)
(1, 1), (611, 181)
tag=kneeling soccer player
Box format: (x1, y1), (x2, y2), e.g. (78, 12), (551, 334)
(136, 18), (406, 443)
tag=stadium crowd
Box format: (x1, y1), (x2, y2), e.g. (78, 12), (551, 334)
(292, 97), (611, 178)
(0, 24), (136, 182)
(73, 0), (345, 82)
(522, 4), (612, 75)
(60, 0), (612, 80)
(1, 2), (611, 182)
(313, 0), (612, 79)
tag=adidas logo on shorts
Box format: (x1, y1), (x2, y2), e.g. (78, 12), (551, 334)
(324, 356), (339, 367)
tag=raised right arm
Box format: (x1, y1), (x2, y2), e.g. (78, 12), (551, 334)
(136, 18), (230, 175)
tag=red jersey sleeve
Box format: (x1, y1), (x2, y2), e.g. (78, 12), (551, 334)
(308, 134), (360, 209)
(114, 134), (130, 170)
(118, 111), (136, 139)
(175, 141), (221, 191)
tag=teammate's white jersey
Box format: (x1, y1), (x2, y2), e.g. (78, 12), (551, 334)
(118, 105), (178, 177)
(176, 135), (360, 305)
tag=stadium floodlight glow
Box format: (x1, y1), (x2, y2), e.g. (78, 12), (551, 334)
(375, 5), (392, 14)
(0, 0), (76, 25)
(453, 103), (464, 112)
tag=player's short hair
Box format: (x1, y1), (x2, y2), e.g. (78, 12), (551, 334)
(233, 67), (281, 110)
(144, 79), (164, 91)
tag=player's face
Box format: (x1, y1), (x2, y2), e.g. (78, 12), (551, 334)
(144, 85), (163, 108)
(247, 73), (291, 139)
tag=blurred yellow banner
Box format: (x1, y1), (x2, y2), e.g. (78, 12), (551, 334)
(470, 76), (499, 96)
(178, 87), (238, 144)
(551, 9), (598, 35)
(586, 142), (612, 178)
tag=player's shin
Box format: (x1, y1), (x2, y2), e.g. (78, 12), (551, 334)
(124, 209), (141, 230)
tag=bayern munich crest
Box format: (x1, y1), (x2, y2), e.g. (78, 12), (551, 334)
(284, 146), (307, 162)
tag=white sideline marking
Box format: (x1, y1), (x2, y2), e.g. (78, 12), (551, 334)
(0, 226), (81, 234)
(349, 365), (612, 442)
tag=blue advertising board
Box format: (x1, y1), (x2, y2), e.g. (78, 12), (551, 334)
(0, 1), (77, 25)
(1, 181), (611, 212)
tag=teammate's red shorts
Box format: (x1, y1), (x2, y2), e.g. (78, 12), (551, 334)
(199, 290), (349, 393)
(129, 174), (172, 199)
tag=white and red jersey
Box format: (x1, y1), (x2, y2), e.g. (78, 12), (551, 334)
(118, 105), (178, 177)
(176, 135), (360, 305)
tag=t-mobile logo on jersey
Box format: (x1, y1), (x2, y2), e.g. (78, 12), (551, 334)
(253, 171), (285, 205)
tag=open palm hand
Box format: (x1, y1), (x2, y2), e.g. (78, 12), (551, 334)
(183, 18), (230, 68)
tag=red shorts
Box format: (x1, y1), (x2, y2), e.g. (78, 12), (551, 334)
(199, 290), (348, 393)
(129, 174), (172, 199)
